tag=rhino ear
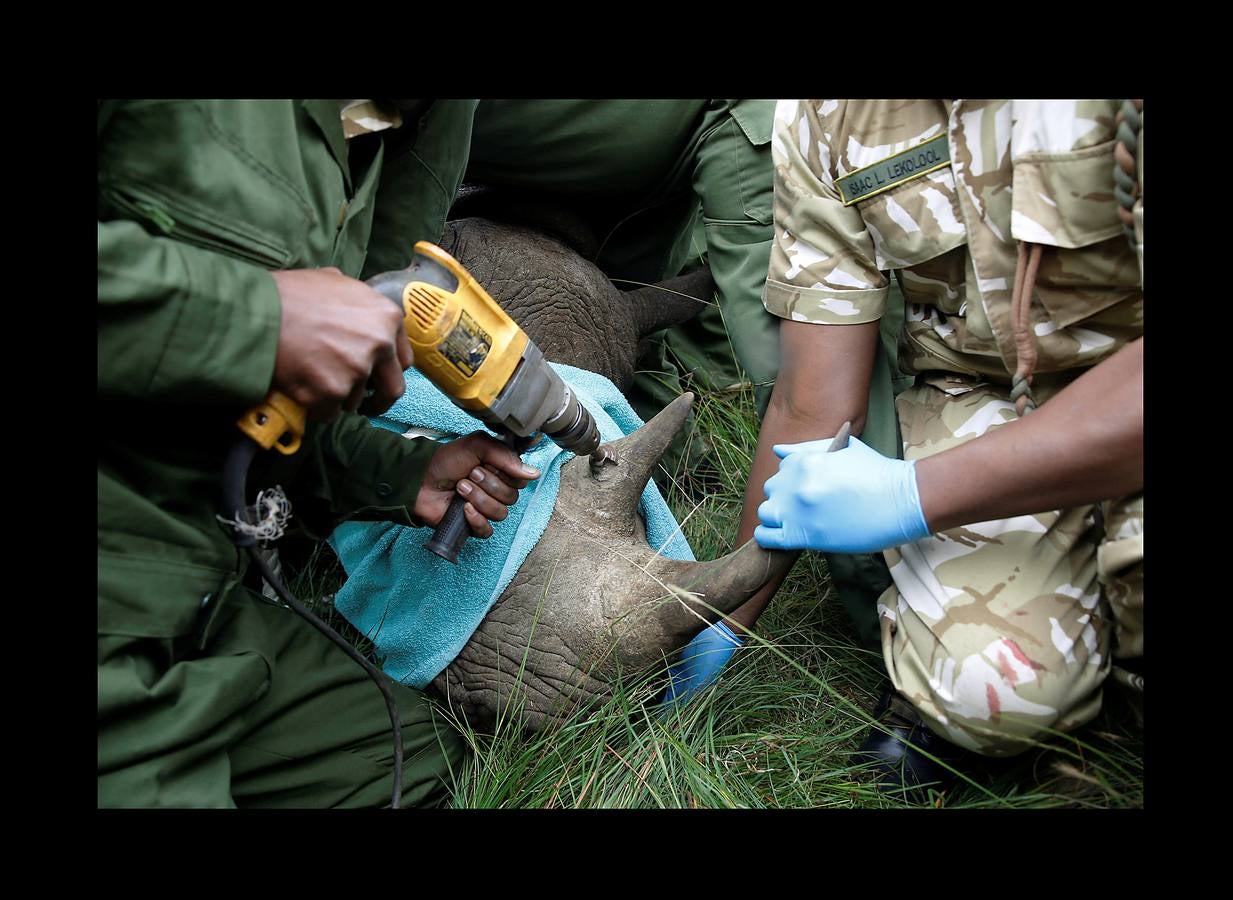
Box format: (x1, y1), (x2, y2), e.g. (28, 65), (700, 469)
(622, 267), (712, 338)
(559, 392), (694, 528)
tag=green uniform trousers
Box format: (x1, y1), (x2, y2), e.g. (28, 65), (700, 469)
(98, 585), (466, 807)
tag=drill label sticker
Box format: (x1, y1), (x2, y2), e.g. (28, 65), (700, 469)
(835, 135), (951, 206)
(441, 310), (492, 378)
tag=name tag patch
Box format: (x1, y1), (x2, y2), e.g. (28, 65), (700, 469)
(836, 135), (951, 206)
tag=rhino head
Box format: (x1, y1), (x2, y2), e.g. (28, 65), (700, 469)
(432, 391), (793, 731)
(441, 216), (711, 393)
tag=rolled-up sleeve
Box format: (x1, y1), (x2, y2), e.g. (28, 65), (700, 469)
(97, 218), (281, 406)
(763, 100), (887, 326)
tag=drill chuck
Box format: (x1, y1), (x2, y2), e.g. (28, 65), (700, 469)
(540, 387), (601, 457)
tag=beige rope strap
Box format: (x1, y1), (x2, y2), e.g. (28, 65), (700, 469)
(1009, 101), (1141, 418)
(1010, 241), (1043, 416)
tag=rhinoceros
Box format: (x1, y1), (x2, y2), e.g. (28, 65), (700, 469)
(411, 214), (794, 730)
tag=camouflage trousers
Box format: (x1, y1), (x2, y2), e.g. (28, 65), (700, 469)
(877, 378), (1144, 757)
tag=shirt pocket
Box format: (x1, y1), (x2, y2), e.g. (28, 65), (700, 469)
(699, 101), (774, 228)
(1011, 141), (1140, 329)
(98, 101), (316, 270)
(727, 100), (774, 226)
(100, 178), (297, 270)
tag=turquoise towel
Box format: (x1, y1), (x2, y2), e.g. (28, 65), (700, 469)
(329, 363), (695, 689)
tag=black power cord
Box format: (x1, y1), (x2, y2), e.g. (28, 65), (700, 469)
(222, 437), (404, 809)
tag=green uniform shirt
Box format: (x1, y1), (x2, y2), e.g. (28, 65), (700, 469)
(442, 99), (780, 418)
(464, 98), (772, 304)
(97, 100), (472, 640)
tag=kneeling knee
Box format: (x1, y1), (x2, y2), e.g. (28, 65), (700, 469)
(910, 665), (1100, 758)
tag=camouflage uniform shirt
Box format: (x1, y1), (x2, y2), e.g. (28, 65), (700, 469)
(763, 100), (1143, 392)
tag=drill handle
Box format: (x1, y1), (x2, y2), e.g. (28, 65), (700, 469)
(423, 495), (471, 564)
(237, 390), (306, 455)
(239, 267), (408, 455)
(423, 428), (526, 565)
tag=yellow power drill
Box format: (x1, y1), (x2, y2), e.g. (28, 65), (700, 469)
(236, 240), (602, 563)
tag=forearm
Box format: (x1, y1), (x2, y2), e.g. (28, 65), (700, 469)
(253, 415), (436, 539)
(917, 338), (1144, 533)
(729, 319), (881, 630)
(726, 397), (807, 632)
(738, 327), (880, 533)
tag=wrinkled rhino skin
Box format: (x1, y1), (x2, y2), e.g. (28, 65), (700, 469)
(434, 393), (792, 731)
(393, 215), (790, 730)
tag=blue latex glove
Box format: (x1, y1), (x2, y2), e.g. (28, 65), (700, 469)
(661, 620), (744, 707)
(754, 436), (931, 554)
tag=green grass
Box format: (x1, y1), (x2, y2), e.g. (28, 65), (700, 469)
(293, 380), (1144, 809)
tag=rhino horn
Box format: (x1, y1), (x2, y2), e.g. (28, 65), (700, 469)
(653, 541), (796, 642)
(561, 391), (695, 532)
